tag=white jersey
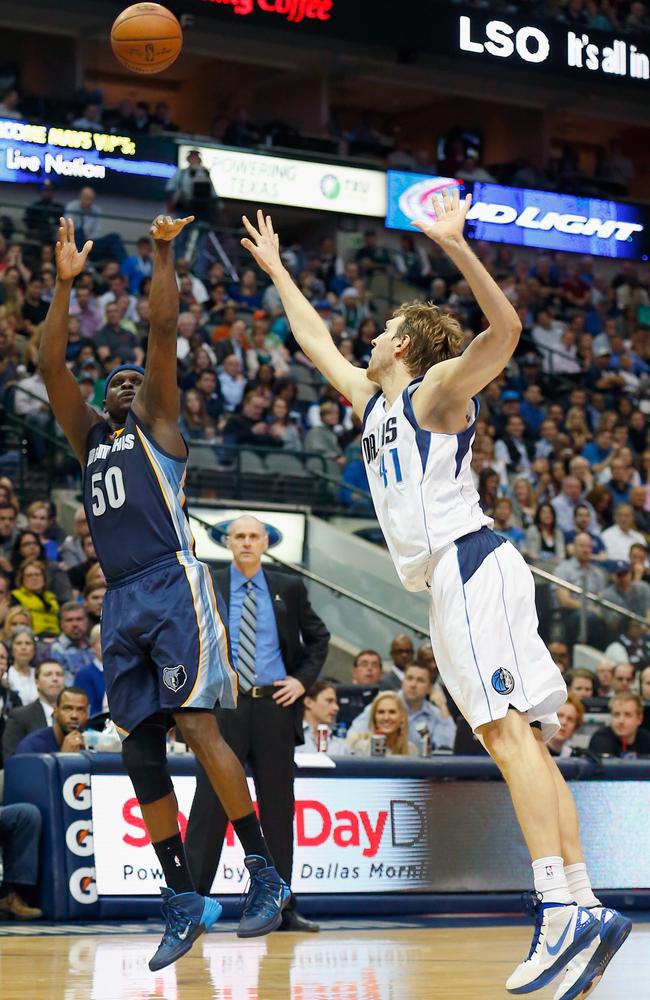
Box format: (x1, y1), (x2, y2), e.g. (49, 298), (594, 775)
(361, 377), (492, 592)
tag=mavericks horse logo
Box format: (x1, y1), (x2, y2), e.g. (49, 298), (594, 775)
(491, 668), (515, 695)
(163, 664), (188, 692)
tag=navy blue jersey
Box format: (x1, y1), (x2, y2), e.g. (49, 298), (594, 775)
(83, 409), (193, 583)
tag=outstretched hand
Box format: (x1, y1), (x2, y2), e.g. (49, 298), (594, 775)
(241, 211), (283, 276)
(150, 214), (194, 242)
(55, 218), (93, 282)
(412, 187), (472, 245)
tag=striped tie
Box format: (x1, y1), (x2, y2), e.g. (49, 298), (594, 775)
(237, 580), (257, 693)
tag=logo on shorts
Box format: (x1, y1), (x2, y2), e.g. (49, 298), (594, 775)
(491, 668), (515, 695)
(163, 664), (188, 693)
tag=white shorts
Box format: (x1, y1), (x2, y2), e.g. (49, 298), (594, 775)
(428, 529), (566, 743)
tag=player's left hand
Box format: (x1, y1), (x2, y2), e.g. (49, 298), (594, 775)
(150, 214), (195, 242)
(241, 211), (283, 276)
(272, 676), (306, 707)
(412, 187), (471, 245)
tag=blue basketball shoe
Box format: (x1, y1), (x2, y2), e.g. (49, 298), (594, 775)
(552, 907), (632, 1000)
(237, 854), (291, 938)
(149, 887), (222, 971)
(506, 894), (599, 994)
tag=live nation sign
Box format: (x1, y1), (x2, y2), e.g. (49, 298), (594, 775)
(458, 12), (649, 84)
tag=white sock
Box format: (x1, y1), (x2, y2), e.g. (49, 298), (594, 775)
(565, 862), (601, 909)
(532, 856), (573, 905)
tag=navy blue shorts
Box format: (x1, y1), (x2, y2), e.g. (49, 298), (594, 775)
(101, 553), (237, 738)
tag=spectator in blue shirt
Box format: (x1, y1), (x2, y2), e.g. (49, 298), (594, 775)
(564, 504), (606, 556)
(492, 497), (526, 550)
(50, 603), (94, 684)
(120, 237), (153, 294)
(14, 687), (89, 755)
(520, 384), (545, 437)
(582, 428), (613, 471)
(74, 625), (105, 717)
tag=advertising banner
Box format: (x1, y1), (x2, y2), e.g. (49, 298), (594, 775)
(92, 773), (650, 896)
(0, 118), (176, 198)
(189, 505), (306, 564)
(386, 170), (650, 260)
(177, 143), (386, 217)
(92, 774), (432, 895)
(185, 3), (649, 93)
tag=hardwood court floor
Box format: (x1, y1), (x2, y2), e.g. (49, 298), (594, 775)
(0, 923), (648, 999)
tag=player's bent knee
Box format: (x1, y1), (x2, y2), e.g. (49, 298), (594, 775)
(174, 708), (217, 748)
(122, 721), (173, 805)
(478, 710), (535, 765)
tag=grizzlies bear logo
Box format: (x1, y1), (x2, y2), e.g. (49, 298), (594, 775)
(163, 664), (188, 693)
(491, 667), (515, 695)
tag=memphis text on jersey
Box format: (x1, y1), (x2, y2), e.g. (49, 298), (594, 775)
(87, 433), (135, 466)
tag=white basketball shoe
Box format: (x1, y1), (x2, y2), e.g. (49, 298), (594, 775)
(552, 907), (632, 1000)
(506, 895), (599, 995)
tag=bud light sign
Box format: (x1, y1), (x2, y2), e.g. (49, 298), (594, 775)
(386, 170), (650, 260)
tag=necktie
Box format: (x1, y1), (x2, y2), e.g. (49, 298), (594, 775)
(237, 580), (257, 692)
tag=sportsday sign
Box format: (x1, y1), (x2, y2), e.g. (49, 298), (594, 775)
(386, 171), (650, 260)
(92, 774), (431, 895)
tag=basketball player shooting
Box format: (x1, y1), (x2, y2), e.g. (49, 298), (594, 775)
(39, 217), (290, 971)
(241, 198), (631, 1000)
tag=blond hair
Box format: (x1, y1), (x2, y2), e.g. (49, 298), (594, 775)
(368, 691), (411, 756)
(392, 301), (463, 377)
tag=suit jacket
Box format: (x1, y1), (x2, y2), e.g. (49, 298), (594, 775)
(2, 700), (48, 760)
(378, 668), (402, 692)
(214, 565), (330, 744)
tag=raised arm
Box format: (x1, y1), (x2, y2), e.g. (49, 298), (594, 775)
(131, 214), (192, 455)
(241, 211), (376, 416)
(412, 189), (521, 420)
(39, 218), (100, 464)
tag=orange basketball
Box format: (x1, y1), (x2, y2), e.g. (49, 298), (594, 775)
(111, 3), (182, 75)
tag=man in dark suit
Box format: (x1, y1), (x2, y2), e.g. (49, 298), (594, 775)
(2, 659), (65, 759)
(185, 515), (329, 931)
(378, 633), (414, 691)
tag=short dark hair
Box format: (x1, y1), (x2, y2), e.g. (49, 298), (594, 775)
(353, 649), (382, 668)
(35, 658), (64, 679)
(56, 686), (89, 707)
(60, 601), (87, 618)
(306, 679), (336, 701)
(403, 661), (434, 683)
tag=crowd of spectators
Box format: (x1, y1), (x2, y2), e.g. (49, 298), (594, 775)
(298, 624), (650, 760)
(457, 0), (650, 32)
(0, 146), (649, 914)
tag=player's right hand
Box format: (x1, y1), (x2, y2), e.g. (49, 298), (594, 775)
(241, 210), (283, 276)
(55, 217), (93, 281)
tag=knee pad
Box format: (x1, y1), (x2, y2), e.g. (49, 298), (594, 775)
(122, 716), (173, 805)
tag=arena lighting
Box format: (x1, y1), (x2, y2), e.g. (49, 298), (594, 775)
(197, 0), (334, 24)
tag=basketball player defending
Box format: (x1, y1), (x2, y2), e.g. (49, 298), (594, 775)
(40, 217), (290, 970)
(241, 200), (630, 999)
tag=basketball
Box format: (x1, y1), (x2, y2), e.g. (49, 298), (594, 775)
(110, 3), (182, 75)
